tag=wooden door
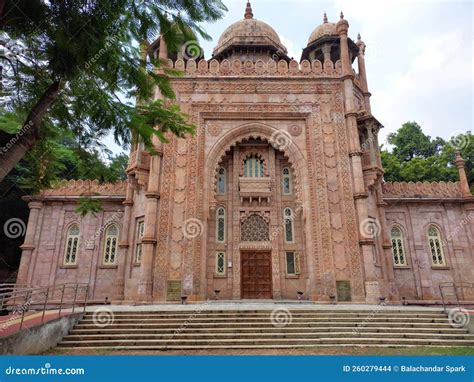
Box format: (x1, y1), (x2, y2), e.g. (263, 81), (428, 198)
(241, 251), (272, 299)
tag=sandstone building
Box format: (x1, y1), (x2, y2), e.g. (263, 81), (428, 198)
(17, 3), (474, 304)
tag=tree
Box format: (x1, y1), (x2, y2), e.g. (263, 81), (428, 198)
(382, 123), (473, 191)
(387, 121), (444, 161)
(0, 0), (227, 183)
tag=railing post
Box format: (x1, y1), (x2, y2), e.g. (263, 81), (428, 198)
(41, 287), (49, 324)
(440, 284), (446, 313)
(72, 284), (78, 313)
(58, 284), (66, 318)
(453, 283), (460, 310)
(19, 290), (31, 331)
(83, 285), (89, 313)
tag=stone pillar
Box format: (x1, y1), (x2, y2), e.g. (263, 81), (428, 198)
(114, 176), (134, 301)
(137, 32), (168, 301)
(139, 143), (163, 301)
(232, 146), (241, 299)
(455, 152), (472, 197)
(355, 34), (371, 114)
(337, 13), (379, 303)
(321, 44), (332, 62)
(17, 200), (42, 286)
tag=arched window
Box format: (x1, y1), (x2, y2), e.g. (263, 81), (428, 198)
(282, 167), (292, 195)
(216, 207), (226, 243)
(390, 226), (406, 266)
(217, 167), (226, 195)
(427, 225), (446, 266)
(243, 155), (264, 177)
(64, 224), (80, 265)
(284, 208), (294, 243)
(103, 224), (119, 265)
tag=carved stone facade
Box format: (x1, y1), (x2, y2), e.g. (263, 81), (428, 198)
(17, 4), (474, 303)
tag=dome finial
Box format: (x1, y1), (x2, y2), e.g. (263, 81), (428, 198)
(357, 33), (361, 41)
(323, 12), (328, 23)
(244, 1), (253, 19)
(340, 11), (344, 19)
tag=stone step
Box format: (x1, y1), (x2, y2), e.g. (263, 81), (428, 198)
(69, 326), (469, 335)
(78, 317), (451, 324)
(57, 337), (474, 348)
(73, 321), (457, 329)
(55, 343), (471, 350)
(82, 312), (447, 319)
(62, 332), (474, 341)
(61, 308), (468, 350)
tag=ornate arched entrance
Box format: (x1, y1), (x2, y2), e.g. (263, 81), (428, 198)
(202, 122), (313, 300)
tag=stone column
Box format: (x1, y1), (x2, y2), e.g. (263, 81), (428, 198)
(455, 152), (472, 197)
(17, 200), (43, 286)
(321, 44), (332, 62)
(139, 143), (162, 301)
(355, 34), (371, 114)
(137, 33), (168, 301)
(337, 13), (379, 303)
(114, 177), (134, 301)
(232, 146), (241, 299)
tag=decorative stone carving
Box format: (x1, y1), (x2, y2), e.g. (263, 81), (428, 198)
(382, 182), (463, 199)
(288, 124), (303, 136)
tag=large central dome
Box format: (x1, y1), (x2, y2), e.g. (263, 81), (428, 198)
(212, 1), (287, 59)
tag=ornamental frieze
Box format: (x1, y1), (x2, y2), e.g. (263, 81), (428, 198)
(382, 181), (463, 199)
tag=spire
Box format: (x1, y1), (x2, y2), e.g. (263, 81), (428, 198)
(323, 12), (328, 23)
(357, 33), (361, 42)
(455, 151), (472, 197)
(244, 1), (253, 19)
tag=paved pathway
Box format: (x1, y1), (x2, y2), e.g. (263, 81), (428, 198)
(0, 308), (76, 337)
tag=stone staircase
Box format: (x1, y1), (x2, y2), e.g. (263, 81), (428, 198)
(57, 308), (474, 350)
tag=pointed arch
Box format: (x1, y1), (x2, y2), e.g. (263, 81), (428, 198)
(205, 122), (308, 213)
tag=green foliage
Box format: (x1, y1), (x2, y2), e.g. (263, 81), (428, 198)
(387, 122), (444, 161)
(0, 109), (23, 134)
(382, 124), (473, 191)
(9, 129), (129, 194)
(1, 0), (227, 181)
(76, 195), (103, 217)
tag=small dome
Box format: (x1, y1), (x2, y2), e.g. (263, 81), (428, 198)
(213, 1), (287, 57)
(307, 13), (338, 45)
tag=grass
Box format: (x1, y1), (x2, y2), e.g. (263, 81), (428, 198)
(45, 346), (474, 356)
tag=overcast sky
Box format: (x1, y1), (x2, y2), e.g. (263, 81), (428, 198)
(107, 0), (472, 154)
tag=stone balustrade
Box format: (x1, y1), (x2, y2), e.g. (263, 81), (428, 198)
(239, 177), (272, 203)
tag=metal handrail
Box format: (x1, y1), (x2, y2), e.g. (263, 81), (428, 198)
(0, 283), (89, 332)
(439, 282), (474, 313)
